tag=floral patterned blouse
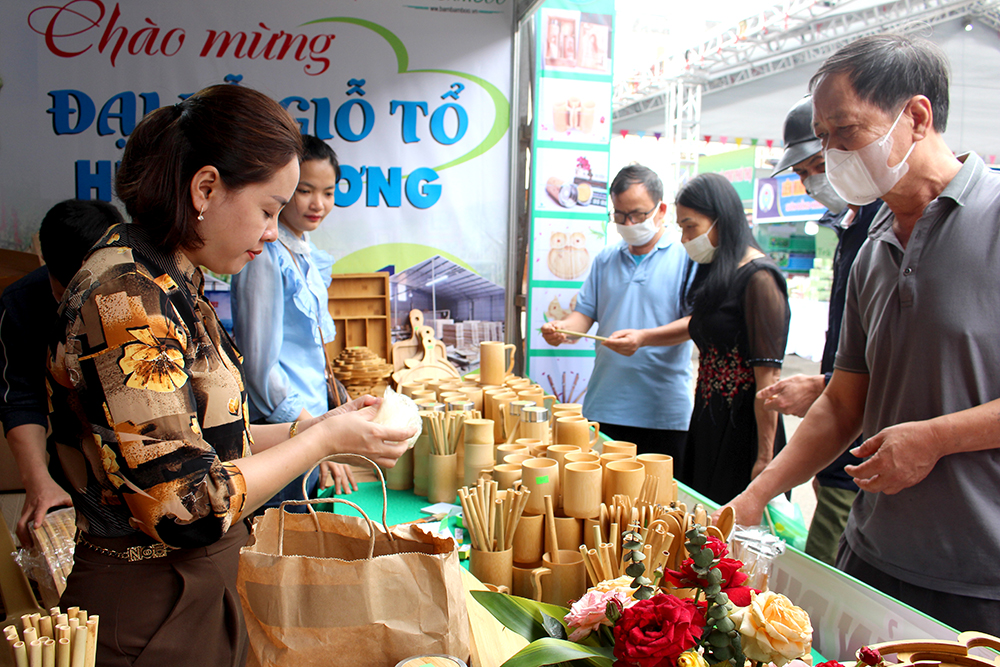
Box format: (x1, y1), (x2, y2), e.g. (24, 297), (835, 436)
(47, 224), (250, 549)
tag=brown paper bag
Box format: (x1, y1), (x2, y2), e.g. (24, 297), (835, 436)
(237, 455), (470, 667)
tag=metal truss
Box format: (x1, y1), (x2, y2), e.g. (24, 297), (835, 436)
(614, 0), (1000, 122)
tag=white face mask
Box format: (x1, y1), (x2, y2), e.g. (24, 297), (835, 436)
(802, 173), (847, 214)
(616, 218), (660, 247)
(683, 222), (717, 264)
(824, 106), (915, 206)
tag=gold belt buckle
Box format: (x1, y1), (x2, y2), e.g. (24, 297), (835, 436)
(125, 543), (171, 562)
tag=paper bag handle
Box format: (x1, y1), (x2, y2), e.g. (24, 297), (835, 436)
(276, 498), (377, 559)
(301, 452), (394, 541)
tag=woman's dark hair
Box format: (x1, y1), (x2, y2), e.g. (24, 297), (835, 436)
(39, 199), (124, 287)
(676, 172), (761, 313)
(115, 84), (304, 252)
(301, 134), (340, 181)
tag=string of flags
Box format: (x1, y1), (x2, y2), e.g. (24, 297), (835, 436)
(613, 130), (998, 164)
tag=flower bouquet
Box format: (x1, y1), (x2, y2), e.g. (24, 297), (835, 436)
(472, 523), (813, 667)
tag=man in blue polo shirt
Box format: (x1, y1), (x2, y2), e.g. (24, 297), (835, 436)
(541, 165), (694, 464)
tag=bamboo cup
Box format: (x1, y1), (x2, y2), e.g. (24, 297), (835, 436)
(539, 550), (587, 606)
(555, 415), (600, 451)
(554, 516), (583, 552)
(480, 341), (516, 386)
(565, 451), (600, 465)
(482, 387), (511, 425)
(549, 403), (582, 427)
(488, 390), (517, 442)
(460, 386), (484, 412)
(412, 389), (437, 402)
(464, 442), (495, 486)
(518, 388), (557, 412)
(563, 461), (603, 519)
(519, 406), (550, 444)
(512, 561), (550, 600)
(514, 438), (546, 457)
(601, 440), (637, 458)
(512, 513), (544, 564)
(470, 547), (514, 592)
(637, 453), (674, 505)
(384, 448), (414, 491)
(489, 463), (522, 490)
(504, 376), (532, 390)
(546, 444), (581, 477)
(504, 453), (532, 466)
(398, 381), (425, 398)
(583, 517), (602, 549)
(427, 453), (459, 503)
(412, 428), (431, 497)
(439, 392), (466, 406)
(521, 458), (559, 515)
(603, 460), (646, 507)
(496, 443), (529, 465)
(463, 419), (494, 445)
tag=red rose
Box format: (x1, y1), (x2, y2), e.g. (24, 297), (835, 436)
(723, 584), (754, 608)
(663, 537), (747, 590)
(858, 647), (883, 666)
(612, 594), (705, 667)
(817, 661), (845, 667)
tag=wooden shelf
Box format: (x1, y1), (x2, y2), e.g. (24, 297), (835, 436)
(327, 273), (391, 361)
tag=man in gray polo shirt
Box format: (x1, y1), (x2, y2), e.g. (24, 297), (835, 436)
(726, 33), (1000, 632)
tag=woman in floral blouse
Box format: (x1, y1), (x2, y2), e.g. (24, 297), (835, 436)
(47, 84), (415, 667)
(603, 173), (789, 505)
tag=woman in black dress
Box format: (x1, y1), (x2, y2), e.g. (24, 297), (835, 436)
(604, 172), (789, 505)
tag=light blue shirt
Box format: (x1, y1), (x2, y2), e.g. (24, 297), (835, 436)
(231, 225), (336, 423)
(574, 235), (694, 431)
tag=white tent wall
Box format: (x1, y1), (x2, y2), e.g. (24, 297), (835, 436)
(614, 17), (1000, 159)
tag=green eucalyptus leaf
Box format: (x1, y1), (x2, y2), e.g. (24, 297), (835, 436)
(625, 562), (645, 577)
(708, 630), (730, 647)
(499, 637), (615, 667)
(540, 612), (567, 640)
(706, 569), (723, 584)
(713, 645), (733, 661)
(708, 605), (728, 620)
(693, 550), (714, 568)
(715, 616), (735, 633)
(705, 584), (722, 596)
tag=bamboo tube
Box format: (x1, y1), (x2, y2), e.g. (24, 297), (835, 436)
(13, 640), (28, 667)
(71, 627), (86, 667)
(55, 617), (67, 632)
(38, 618), (53, 642)
(56, 639), (69, 667)
(21, 616), (33, 632)
(65, 610), (78, 622)
(42, 639), (55, 667)
(579, 545), (599, 586)
(458, 489), (486, 551)
(609, 522), (619, 575)
(505, 489), (529, 550)
(587, 548), (605, 583)
(73, 612), (85, 627)
(23, 628), (37, 645)
(28, 640), (41, 667)
(487, 481), (497, 550)
(543, 495), (561, 563)
(67, 620), (77, 632)
(48, 609), (59, 618)
(599, 542), (615, 582)
(5, 626), (18, 640)
(457, 491), (479, 550)
(55, 627), (69, 645)
(84, 617), (98, 667)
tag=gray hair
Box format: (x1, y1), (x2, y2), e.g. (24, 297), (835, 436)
(809, 33), (950, 132)
(610, 164), (663, 204)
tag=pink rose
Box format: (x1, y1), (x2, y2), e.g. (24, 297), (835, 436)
(564, 589), (637, 642)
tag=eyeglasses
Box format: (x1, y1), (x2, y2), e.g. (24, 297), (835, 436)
(610, 204), (658, 225)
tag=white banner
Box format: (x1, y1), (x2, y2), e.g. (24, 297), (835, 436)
(0, 0), (513, 284)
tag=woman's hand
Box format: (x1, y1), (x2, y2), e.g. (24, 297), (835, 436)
(319, 461), (358, 494)
(308, 399), (416, 469)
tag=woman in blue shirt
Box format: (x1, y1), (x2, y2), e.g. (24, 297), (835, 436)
(232, 135), (355, 508)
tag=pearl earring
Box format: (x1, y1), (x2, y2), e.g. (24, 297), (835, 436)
(198, 205), (206, 222)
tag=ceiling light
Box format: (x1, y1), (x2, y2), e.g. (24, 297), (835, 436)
(963, 17), (974, 31)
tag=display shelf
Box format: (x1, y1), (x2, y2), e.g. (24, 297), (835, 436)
(327, 273), (391, 361)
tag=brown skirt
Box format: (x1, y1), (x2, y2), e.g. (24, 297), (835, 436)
(62, 522), (251, 667)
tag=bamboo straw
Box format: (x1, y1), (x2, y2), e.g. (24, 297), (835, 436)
(610, 521), (619, 575)
(84, 617), (98, 667)
(23, 628), (37, 645)
(55, 627), (69, 645)
(65, 610), (78, 622)
(13, 640), (28, 667)
(55, 616), (67, 632)
(38, 618), (53, 643)
(543, 495), (561, 563)
(458, 488), (487, 551)
(28, 639), (41, 667)
(495, 498), (505, 553)
(587, 548), (605, 583)
(505, 489), (529, 550)
(579, 545), (599, 586)
(70, 627), (86, 667)
(67, 620), (77, 632)
(599, 542), (615, 581)
(56, 639), (69, 667)
(42, 639), (55, 667)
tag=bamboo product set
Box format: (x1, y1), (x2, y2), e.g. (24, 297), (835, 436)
(461, 481), (530, 592)
(4, 607), (98, 667)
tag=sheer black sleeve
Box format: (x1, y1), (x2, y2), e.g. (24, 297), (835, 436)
(743, 265), (790, 368)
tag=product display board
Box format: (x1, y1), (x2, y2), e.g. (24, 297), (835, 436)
(0, 0), (513, 288)
(524, 0), (615, 401)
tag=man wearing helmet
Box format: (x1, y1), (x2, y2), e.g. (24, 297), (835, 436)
(755, 96), (882, 566)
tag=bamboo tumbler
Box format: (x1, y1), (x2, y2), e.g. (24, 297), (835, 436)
(427, 453), (459, 503)
(481, 387), (507, 424)
(603, 460), (646, 507)
(583, 517), (602, 549)
(565, 451), (600, 465)
(549, 403), (582, 428)
(495, 443), (529, 465)
(460, 386), (484, 412)
(519, 406), (550, 444)
(469, 547), (514, 591)
(412, 389), (437, 402)
(398, 381), (425, 398)
(554, 415), (600, 451)
(512, 562), (550, 600)
(491, 463), (522, 490)
(521, 458), (559, 515)
(412, 418), (432, 496)
(464, 419), (494, 445)
(563, 461), (603, 519)
(539, 550), (587, 606)
(601, 441), (637, 458)
(511, 513), (544, 564)
(480, 341), (516, 386)
(384, 448), (413, 491)
(503, 453), (532, 466)
(514, 438), (546, 457)
(554, 516), (583, 553)
(546, 444), (581, 477)
(637, 453), (673, 505)
(464, 442), (495, 486)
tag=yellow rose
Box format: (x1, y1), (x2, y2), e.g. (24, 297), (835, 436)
(731, 590), (812, 667)
(590, 575), (640, 598)
(677, 651), (709, 667)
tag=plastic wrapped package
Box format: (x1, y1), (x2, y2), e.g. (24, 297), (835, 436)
(14, 507), (76, 607)
(730, 524), (786, 592)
